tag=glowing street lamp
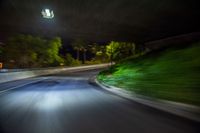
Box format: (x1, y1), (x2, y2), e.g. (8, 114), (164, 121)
(41, 9), (54, 19)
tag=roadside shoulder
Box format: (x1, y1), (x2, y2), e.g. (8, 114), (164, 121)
(94, 77), (200, 122)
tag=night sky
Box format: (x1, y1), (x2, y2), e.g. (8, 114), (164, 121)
(0, 0), (200, 43)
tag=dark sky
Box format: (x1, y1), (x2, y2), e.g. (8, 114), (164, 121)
(0, 0), (200, 43)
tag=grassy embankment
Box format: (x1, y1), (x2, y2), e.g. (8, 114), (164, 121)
(98, 43), (200, 106)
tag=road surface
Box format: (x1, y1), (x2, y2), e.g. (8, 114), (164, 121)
(0, 68), (199, 133)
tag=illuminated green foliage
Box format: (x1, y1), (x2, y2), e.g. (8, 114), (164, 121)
(64, 53), (81, 66)
(99, 43), (200, 105)
(106, 41), (136, 62)
(4, 35), (64, 68)
(89, 44), (108, 63)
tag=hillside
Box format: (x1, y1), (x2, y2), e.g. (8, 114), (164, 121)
(98, 43), (200, 106)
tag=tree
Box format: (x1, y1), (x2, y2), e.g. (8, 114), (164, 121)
(64, 53), (81, 66)
(71, 39), (82, 61)
(106, 41), (119, 64)
(4, 34), (37, 68)
(4, 34), (64, 68)
(106, 41), (136, 62)
(65, 53), (74, 66)
(89, 43), (108, 63)
(117, 42), (136, 59)
(96, 45), (108, 62)
(71, 39), (88, 64)
(46, 37), (64, 66)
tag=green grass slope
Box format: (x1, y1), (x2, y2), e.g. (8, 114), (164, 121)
(98, 43), (200, 106)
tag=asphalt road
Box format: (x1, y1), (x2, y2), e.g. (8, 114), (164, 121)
(0, 69), (199, 133)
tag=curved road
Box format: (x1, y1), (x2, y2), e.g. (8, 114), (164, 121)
(0, 69), (199, 133)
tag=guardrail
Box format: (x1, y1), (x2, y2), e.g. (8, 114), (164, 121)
(0, 64), (110, 84)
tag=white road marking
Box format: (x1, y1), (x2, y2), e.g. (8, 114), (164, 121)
(0, 78), (47, 94)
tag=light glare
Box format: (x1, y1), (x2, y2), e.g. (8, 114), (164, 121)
(41, 8), (54, 19)
(45, 9), (51, 17)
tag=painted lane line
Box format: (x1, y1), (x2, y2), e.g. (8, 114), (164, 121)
(0, 78), (47, 94)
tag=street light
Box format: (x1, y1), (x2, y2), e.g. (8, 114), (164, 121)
(41, 9), (54, 19)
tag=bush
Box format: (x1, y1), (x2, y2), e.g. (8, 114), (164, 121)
(71, 59), (81, 66)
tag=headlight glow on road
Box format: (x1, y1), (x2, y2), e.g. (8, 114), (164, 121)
(35, 92), (63, 111)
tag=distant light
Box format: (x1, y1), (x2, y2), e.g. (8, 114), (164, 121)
(41, 9), (54, 19)
(45, 9), (51, 16)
